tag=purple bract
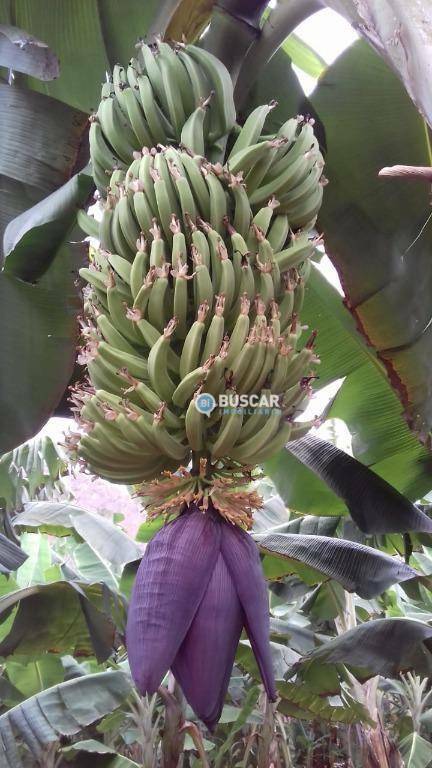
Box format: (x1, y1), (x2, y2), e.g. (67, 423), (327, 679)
(126, 503), (276, 730)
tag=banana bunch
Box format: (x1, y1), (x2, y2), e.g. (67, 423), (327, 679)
(225, 111), (325, 231)
(97, 143), (321, 267)
(90, 42), (236, 194)
(75, 42), (325, 489)
(75, 217), (318, 482)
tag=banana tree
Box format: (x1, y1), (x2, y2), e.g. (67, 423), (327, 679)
(1, 0), (432, 766)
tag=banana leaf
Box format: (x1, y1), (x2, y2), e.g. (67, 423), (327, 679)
(5, 654), (64, 701)
(62, 739), (140, 766)
(0, 85), (88, 256)
(0, 0), (170, 113)
(285, 436), (432, 534)
(0, 580), (116, 662)
(0, 670), (131, 768)
(265, 265), (432, 515)
(312, 40), (432, 442)
(0, 23), (58, 78)
(294, 618), (432, 684)
(0, 245), (80, 454)
(0, 535), (27, 573)
(324, 0), (432, 130)
(0, 435), (65, 511)
(4, 171), (93, 280)
(16, 501), (142, 567)
(400, 732), (432, 768)
(255, 532), (416, 597)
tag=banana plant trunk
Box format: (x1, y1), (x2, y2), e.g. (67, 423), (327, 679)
(202, 0), (269, 83)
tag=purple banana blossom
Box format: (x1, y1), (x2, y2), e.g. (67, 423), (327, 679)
(126, 503), (276, 730)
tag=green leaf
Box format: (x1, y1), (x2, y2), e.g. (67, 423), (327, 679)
(11, 0), (161, 113)
(237, 640), (299, 683)
(277, 680), (370, 724)
(282, 33), (326, 78)
(0, 176), (46, 261)
(0, 247), (79, 453)
(0, 533), (27, 574)
(265, 446), (345, 518)
(62, 739), (141, 766)
(0, 435), (65, 512)
(286, 436), (432, 534)
(5, 654), (64, 698)
(253, 495), (340, 536)
(312, 40), (432, 439)
(265, 265), (432, 512)
(305, 580), (347, 622)
(135, 516), (166, 543)
(0, 669), (131, 767)
(256, 532), (416, 597)
(323, 0), (432, 130)
(295, 618), (432, 684)
(0, 581), (116, 661)
(17, 502), (142, 567)
(72, 543), (118, 591)
(270, 617), (321, 655)
(0, 85), (88, 254)
(400, 732), (432, 768)
(0, 24), (59, 79)
(4, 172), (93, 280)
(15, 533), (51, 587)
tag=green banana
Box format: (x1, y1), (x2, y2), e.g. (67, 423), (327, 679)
(172, 261), (191, 339)
(229, 407), (281, 460)
(78, 56), (326, 499)
(99, 194), (116, 252)
(137, 73), (172, 145)
(172, 356), (214, 408)
(234, 419), (293, 465)
(147, 318), (179, 402)
(204, 167), (228, 235)
(274, 234), (314, 271)
(97, 96), (137, 164)
(224, 295), (250, 367)
(152, 404), (188, 461)
(192, 246), (214, 311)
(97, 340), (148, 380)
(186, 45), (236, 141)
(133, 267), (156, 314)
(130, 237), (149, 299)
(228, 102), (277, 160)
(217, 242), (235, 315)
(181, 153), (211, 220)
(96, 314), (139, 355)
(147, 262), (170, 332)
(230, 174), (252, 239)
(180, 103), (208, 156)
(209, 391), (243, 458)
(185, 389), (205, 450)
(201, 295), (225, 362)
(180, 302), (209, 379)
(267, 213), (289, 252)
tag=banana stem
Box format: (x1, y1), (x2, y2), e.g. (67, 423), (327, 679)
(235, 0), (323, 107)
(202, 3), (266, 84)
